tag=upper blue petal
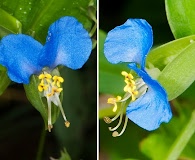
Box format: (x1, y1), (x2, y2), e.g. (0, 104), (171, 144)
(126, 63), (172, 131)
(104, 19), (153, 68)
(39, 16), (92, 69)
(0, 34), (43, 84)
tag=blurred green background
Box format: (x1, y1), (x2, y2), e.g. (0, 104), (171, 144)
(99, 0), (195, 160)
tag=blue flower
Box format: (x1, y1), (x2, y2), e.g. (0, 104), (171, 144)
(0, 16), (92, 131)
(103, 19), (172, 137)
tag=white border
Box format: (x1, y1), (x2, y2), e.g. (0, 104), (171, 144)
(96, 0), (99, 159)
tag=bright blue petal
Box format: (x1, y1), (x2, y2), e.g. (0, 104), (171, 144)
(104, 19), (153, 68)
(40, 16), (92, 69)
(126, 63), (172, 131)
(0, 34), (43, 84)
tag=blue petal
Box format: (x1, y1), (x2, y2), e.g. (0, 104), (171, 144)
(40, 16), (92, 69)
(0, 34), (43, 84)
(104, 19), (153, 68)
(126, 63), (172, 131)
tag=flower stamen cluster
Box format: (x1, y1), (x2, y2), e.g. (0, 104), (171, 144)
(38, 71), (70, 132)
(122, 71), (138, 101)
(107, 96), (122, 112)
(104, 71), (147, 137)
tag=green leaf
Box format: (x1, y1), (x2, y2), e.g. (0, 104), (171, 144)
(165, 110), (195, 160)
(147, 35), (195, 71)
(147, 35), (195, 100)
(157, 42), (195, 100)
(50, 148), (71, 160)
(165, 0), (195, 38)
(59, 148), (71, 160)
(0, 8), (22, 38)
(0, 0), (93, 43)
(0, 65), (6, 71)
(141, 134), (170, 160)
(24, 73), (61, 130)
(0, 70), (11, 95)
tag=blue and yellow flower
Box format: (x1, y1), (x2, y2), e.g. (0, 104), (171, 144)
(103, 19), (172, 137)
(0, 16), (92, 131)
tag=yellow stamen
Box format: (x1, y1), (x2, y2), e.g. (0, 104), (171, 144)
(104, 95), (129, 137)
(38, 73), (52, 83)
(107, 96), (122, 112)
(47, 87), (63, 97)
(121, 71), (139, 101)
(104, 117), (112, 124)
(65, 121), (70, 127)
(104, 71), (148, 137)
(124, 79), (135, 85)
(53, 76), (64, 87)
(37, 71), (68, 132)
(38, 83), (48, 92)
(112, 104), (118, 112)
(121, 71), (134, 80)
(112, 116), (128, 137)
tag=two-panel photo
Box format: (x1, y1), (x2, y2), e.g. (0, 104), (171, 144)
(0, 0), (195, 159)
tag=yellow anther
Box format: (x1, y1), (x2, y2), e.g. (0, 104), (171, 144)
(121, 71), (134, 80)
(124, 79), (135, 85)
(107, 96), (121, 104)
(104, 117), (112, 124)
(47, 87), (63, 97)
(112, 104), (117, 112)
(38, 83), (48, 92)
(39, 73), (52, 80)
(123, 79), (138, 101)
(130, 90), (139, 101)
(133, 90), (138, 95)
(124, 82), (136, 92)
(112, 131), (119, 137)
(124, 85), (129, 92)
(107, 96), (121, 112)
(65, 121), (70, 128)
(56, 87), (63, 93)
(53, 76), (64, 87)
(38, 73), (52, 83)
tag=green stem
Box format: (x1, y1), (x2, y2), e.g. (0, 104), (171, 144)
(89, 23), (97, 38)
(165, 110), (195, 160)
(36, 127), (46, 160)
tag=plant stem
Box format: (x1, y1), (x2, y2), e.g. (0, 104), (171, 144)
(36, 127), (46, 160)
(165, 110), (195, 160)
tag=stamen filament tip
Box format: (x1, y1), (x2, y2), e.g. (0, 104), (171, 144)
(112, 131), (119, 137)
(65, 121), (70, 128)
(104, 117), (112, 124)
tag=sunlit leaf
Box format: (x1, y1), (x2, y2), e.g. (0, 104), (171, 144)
(0, 0), (93, 43)
(165, 0), (195, 38)
(0, 8), (22, 38)
(158, 42), (195, 100)
(147, 35), (195, 70)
